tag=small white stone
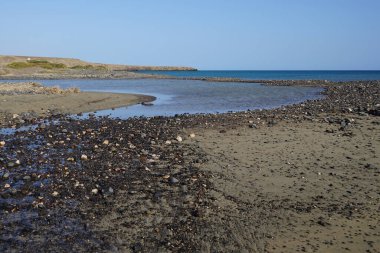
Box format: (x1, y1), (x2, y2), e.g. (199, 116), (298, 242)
(4, 183), (11, 188)
(189, 133), (196, 138)
(81, 154), (88, 160)
(91, 188), (98, 194)
(165, 140), (172, 145)
(0, 141), (5, 147)
(52, 191), (59, 196)
(176, 136), (183, 142)
(103, 140), (109, 145)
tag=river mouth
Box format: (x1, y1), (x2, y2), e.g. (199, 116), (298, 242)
(5, 79), (324, 119)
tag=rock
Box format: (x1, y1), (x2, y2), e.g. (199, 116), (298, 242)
(142, 102), (154, 106)
(23, 176), (31, 181)
(108, 187), (114, 194)
(3, 173), (9, 179)
(268, 119), (278, 126)
(103, 140), (109, 145)
(165, 140), (172, 145)
(189, 133), (196, 138)
(176, 136), (183, 142)
(0, 141), (5, 147)
(4, 183), (10, 189)
(249, 124), (257, 129)
(368, 109), (380, 116)
(81, 154), (88, 160)
(170, 177), (179, 184)
(91, 188), (99, 194)
(12, 114), (19, 119)
(52, 191), (59, 197)
(39, 123), (46, 129)
(365, 164), (378, 170)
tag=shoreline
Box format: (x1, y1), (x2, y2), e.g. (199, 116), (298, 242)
(0, 80), (379, 252)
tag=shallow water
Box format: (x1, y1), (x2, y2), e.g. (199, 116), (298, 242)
(11, 79), (323, 118)
(138, 70), (380, 81)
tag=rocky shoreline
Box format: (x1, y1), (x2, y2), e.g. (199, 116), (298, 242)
(0, 80), (379, 252)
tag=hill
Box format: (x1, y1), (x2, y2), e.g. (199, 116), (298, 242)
(0, 55), (196, 79)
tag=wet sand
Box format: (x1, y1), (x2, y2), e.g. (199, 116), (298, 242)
(190, 115), (379, 252)
(0, 80), (379, 252)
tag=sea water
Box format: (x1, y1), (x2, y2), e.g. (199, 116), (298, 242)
(17, 79), (323, 118)
(137, 70), (380, 81)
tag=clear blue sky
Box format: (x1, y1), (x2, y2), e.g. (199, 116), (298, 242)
(0, 0), (379, 70)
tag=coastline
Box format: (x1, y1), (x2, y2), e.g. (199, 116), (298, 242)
(0, 80), (379, 252)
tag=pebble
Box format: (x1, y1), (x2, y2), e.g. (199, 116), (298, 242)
(52, 191), (59, 196)
(189, 133), (196, 138)
(103, 140), (109, 145)
(165, 140), (172, 145)
(176, 136), (183, 142)
(81, 154), (88, 160)
(91, 188), (99, 194)
(23, 175), (31, 181)
(3, 173), (10, 179)
(170, 177), (179, 184)
(4, 183), (11, 188)
(0, 141), (5, 147)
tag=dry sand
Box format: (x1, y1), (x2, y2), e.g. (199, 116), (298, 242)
(0, 92), (153, 116)
(185, 114), (379, 252)
(0, 82), (154, 125)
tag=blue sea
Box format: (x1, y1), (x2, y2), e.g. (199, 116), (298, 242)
(138, 70), (380, 81)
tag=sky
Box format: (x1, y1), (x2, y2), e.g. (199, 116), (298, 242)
(0, 0), (379, 70)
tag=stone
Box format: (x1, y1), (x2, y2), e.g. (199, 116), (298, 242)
(81, 154), (88, 160)
(103, 140), (109, 145)
(189, 133), (196, 138)
(141, 102), (153, 106)
(0, 141), (5, 147)
(170, 177), (179, 184)
(165, 140), (172, 145)
(23, 176), (31, 181)
(91, 188), (99, 194)
(52, 191), (59, 196)
(3, 173), (9, 179)
(176, 136), (183, 142)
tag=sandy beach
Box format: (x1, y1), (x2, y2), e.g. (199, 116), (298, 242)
(0, 80), (379, 252)
(0, 82), (154, 127)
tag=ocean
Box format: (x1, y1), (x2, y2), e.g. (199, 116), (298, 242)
(137, 70), (380, 81)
